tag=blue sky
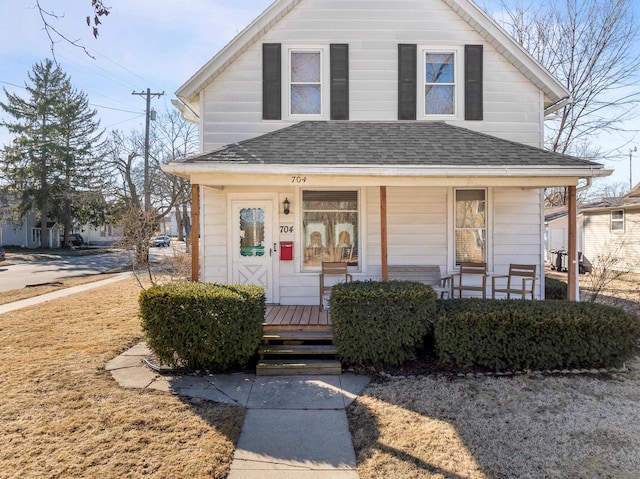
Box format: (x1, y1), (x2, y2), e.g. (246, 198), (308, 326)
(0, 0), (637, 188)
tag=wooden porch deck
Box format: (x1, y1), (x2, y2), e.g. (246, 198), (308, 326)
(264, 305), (331, 330)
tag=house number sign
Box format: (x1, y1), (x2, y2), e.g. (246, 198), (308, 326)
(280, 225), (294, 234)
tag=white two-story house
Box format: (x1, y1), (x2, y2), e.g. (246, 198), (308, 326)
(164, 0), (610, 304)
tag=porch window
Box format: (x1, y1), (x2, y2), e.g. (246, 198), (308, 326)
(455, 189), (486, 264)
(302, 190), (358, 269)
(424, 51), (455, 115)
(290, 50), (322, 115)
(611, 209), (624, 232)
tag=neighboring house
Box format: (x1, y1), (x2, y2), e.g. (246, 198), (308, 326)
(79, 223), (124, 246)
(0, 215), (60, 249)
(580, 184), (640, 274)
(0, 191), (60, 248)
(544, 206), (584, 263)
(164, 0), (610, 303)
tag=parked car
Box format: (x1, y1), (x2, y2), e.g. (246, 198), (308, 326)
(0, 247), (5, 261)
(60, 233), (84, 247)
(152, 235), (171, 247)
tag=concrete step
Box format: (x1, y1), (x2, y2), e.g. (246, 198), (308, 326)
(256, 359), (342, 376)
(259, 344), (338, 356)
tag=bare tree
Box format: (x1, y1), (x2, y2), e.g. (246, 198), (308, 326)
(149, 108), (198, 245)
(35, 0), (111, 60)
(580, 180), (629, 204)
(102, 109), (197, 281)
(490, 0), (640, 205)
(580, 239), (632, 303)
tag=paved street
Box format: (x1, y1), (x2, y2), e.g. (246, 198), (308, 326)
(0, 245), (182, 292)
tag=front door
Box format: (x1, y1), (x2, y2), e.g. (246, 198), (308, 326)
(231, 201), (277, 303)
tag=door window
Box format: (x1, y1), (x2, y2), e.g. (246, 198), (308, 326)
(239, 208), (265, 256)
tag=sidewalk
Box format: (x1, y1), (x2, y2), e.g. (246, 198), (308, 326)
(0, 272), (133, 315)
(107, 343), (370, 478)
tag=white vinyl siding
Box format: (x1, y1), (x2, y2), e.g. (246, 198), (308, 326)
(493, 188), (542, 298)
(200, 0), (543, 151)
(583, 208), (640, 274)
(201, 187), (229, 285)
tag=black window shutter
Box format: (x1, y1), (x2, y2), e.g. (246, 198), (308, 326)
(398, 44), (417, 120)
(330, 44), (349, 120)
(465, 44), (483, 121)
(263, 43), (281, 120)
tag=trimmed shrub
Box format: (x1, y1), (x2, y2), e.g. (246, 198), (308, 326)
(330, 280), (437, 367)
(139, 282), (264, 371)
(435, 299), (640, 371)
(545, 276), (568, 300)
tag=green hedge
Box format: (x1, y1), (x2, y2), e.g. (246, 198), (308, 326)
(139, 282), (264, 371)
(435, 299), (640, 371)
(545, 276), (568, 300)
(330, 280), (437, 367)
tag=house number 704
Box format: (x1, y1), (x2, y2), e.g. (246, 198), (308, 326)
(280, 226), (294, 233)
(291, 176), (307, 183)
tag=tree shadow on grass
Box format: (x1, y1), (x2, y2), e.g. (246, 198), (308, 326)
(347, 375), (640, 479)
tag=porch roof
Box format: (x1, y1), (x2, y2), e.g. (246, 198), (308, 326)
(170, 121), (608, 179)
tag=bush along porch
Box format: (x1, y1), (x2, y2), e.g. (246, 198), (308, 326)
(138, 280), (640, 375)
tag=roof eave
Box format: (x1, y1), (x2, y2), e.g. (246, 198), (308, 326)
(442, 0), (569, 104)
(175, 0), (300, 112)
(162, 163), (612, 180)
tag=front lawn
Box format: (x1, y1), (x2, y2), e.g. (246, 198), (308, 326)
(0, 278), (244, 478)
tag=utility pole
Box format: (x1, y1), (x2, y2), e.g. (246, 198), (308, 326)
(630, 146), (637, 191)
(132, 88), (164, 211)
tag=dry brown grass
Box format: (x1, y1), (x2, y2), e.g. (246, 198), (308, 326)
(0, 273), (123, 305)
(349, 373), (640, 478)
(0, 279), (244, 479)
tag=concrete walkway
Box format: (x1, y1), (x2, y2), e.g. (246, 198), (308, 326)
(2, 273), (370, 477)
(107, 343), (370, 479)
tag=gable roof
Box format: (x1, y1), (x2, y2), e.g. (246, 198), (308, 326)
(176, 0), (570, 114)
(581, 182), (640, 212)
(545, 206), (569, 223)
(164, 121), (608, 178)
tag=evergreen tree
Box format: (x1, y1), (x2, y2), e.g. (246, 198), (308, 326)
(53, 77), (105, 243)
(1, 59), (104, 248)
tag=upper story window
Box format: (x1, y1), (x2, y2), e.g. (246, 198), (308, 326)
(263, 43), (348, 121)
(455, 189), (486, 264)
(611, 210), (624, 231)
(289, 50), (322, 116)
(424, 51), (456, 115)
(398, 44), (482, 121)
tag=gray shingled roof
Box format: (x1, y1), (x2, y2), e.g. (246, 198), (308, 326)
(184, 121), (602, 168)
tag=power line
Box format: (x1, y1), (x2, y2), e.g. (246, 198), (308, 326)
(0, 80), (26, 89)
(89, 103), (140, 114)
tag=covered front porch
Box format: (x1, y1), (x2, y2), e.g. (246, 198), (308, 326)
(166, 121), (611, 304)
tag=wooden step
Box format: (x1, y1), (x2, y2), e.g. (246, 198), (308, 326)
(256, 359), (342, 376)
(262, 324), (333, 333)
(262, 329), (334, 342)
(259, 344), (338, 356)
